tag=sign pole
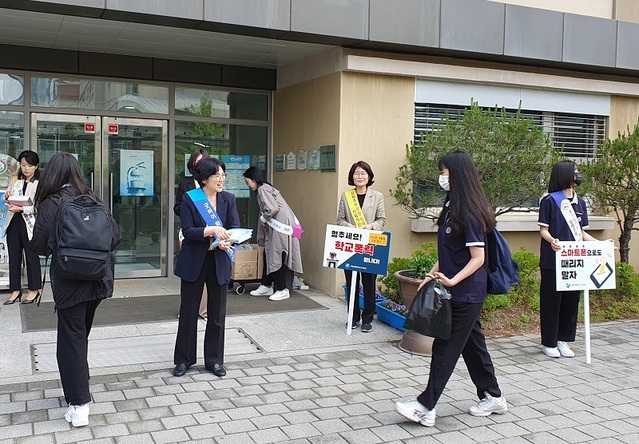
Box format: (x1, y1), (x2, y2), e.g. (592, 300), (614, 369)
(584, 289), (591, 364)
(346, 271), (359, 335)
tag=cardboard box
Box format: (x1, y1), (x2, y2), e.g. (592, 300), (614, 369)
(232, 244), (264, 280)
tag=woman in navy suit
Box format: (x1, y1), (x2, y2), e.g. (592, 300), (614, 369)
(174, 147), (210, 319)
(173, 157), (240, 377)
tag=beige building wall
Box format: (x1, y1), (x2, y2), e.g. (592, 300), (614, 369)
(614, 0), (639, 22)
(338, 72), (416, 295)
(274, 49), (639, 298)
(490, 0), (613, 18)
(606, 96), (639, 271)
(272, 73), (343, 296)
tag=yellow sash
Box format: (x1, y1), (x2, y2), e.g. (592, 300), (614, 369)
(345, 189), (367, 228)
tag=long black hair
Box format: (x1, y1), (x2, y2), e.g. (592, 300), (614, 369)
(436, 150), (496, 235)
(34, 153), (92, 209)
(548, 160), (577, 193)
(17, 150), (41, 181)
(242, 166), (270, 186)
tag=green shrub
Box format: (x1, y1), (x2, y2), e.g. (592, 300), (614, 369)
(480, 247), (540, 328)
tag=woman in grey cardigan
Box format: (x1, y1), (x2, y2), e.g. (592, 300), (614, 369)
(336, 160), (386, 332)
(243, 167), (303, 301)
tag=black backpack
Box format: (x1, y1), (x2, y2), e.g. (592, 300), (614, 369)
(486, 228), (520, 295)
(52, 194), (114, 281)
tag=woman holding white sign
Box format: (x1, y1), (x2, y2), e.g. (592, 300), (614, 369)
(243, 166), (303, 301)
(336, 161), (386, 333)
(538, 160), (603, 359)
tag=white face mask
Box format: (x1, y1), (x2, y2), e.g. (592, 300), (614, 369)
(438, 174), (450, 191)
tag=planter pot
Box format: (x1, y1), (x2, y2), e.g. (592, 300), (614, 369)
(375, 302), (406, 332)
(392, 271), (433, 356)
(398, 330), (433, 356)
(394, 270), (423, 308)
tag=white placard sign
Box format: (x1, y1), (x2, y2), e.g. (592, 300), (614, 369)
(555, 241), (616, 291)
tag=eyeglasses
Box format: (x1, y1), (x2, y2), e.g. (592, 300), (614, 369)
(212, 173), (227, 181)
(353, 172), (368, 177)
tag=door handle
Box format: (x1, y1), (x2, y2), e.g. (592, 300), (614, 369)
(109, 172), (114, 210)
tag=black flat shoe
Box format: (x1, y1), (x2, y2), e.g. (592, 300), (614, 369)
(206, 363), (226, 377)
(172, 363), (189, 377)
(21, 291), (40, 305)
(3, 293), (21, 305)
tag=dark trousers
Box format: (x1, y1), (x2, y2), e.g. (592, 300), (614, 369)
(417, 301), (501, 410)
(540, 267), (580, 347)
(174, 251), (227, 367)
(344, 270), (376, 324)
(57, 299), (101, 406)
(6, 216), (41, 291)
(260, 251), (294, 291)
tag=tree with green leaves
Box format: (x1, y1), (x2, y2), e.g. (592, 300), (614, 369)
(582, 123), (639, 263)
(392, 102), (562, 218)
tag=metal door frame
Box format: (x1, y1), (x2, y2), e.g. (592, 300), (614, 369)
(31, 113), (169, 278)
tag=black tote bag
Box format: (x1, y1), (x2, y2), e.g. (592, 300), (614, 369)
(403, 280), (452, 340)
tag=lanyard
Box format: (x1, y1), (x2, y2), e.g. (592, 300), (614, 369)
(345, 189), (367, 228)
(549, 191), (583, 242)
(186, 188), (235, 262)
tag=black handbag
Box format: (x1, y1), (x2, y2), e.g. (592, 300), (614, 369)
(403, 280), (452, 340)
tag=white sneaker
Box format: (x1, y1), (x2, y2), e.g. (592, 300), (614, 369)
(395, 400), (436, 427)
(64, 404), (89, 427)
(542, 346), (561, 358)
(250, 285), (273, 296)
(269, 289), (290, 301)
(557, 341), (575, 357)
(469, 392), (508, 417)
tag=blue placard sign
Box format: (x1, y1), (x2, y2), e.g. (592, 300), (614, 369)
(322, 224), (391, 275)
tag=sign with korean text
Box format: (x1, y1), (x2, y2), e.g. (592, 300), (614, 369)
(555, 241), (616, 291)
(323, 224), (391, 275)
(221, 155), (251, 198)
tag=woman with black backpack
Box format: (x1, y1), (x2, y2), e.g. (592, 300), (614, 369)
(395, 150), (507, 428)
(30, 153), (121, 428)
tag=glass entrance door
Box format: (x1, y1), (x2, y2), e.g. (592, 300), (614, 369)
(32, 114), (168, 278)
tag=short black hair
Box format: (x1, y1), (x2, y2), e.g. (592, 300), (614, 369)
(194, 157), (225, 186)
(17, 150), (41, 180)
(347, 161), (375, 187)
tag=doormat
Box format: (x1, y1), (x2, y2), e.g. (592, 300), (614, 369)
(21, 290), (326, 332)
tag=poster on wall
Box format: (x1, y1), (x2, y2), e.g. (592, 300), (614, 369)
(320, 145), (336, 172)
(275, 154), (286, 172)
(257, 155), (267, 171)
(308, 149), (320, 171)
(297, 150), (307, 170)
(221, 155), (251, 198)
(287, 152), (297, 171)
(120, 149), (154, 197)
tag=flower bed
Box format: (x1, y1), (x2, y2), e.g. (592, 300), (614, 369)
(375, 299), (407, 332)
(343, 284), (385, 310)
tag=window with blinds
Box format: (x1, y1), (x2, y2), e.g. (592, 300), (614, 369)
(414, 103), (606, 160)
